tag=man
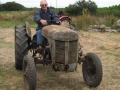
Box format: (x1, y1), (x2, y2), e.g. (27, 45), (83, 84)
(34, 0), (60, 49)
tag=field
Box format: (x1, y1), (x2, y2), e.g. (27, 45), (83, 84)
(0, 28), (120, 90)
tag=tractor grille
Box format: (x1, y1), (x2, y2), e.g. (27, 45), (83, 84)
(55, 40), (77, 64)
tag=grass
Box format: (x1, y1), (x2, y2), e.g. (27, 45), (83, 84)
(0, 11), (119, 30)
(0, 11), (37, 28)
(112, 75), (120, 79)
(0, 11), (24, 14)
(36, 65), (84, 90)
(0, 21), (24, 28)
(0, 21), (37, 28)
(106, 52), (120, 57)
(0, 64), (23, 90)
(0, 39), (13, 49)
(115, 57), (120, 62)
(106, 51), (120, 62)
(98, 46), (107, 50)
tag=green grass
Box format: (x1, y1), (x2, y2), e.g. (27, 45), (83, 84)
(0, 64), (23, 90)
(106, 52), (119, 57)
(115, 57), (120, 62)
(0, 39), (14, 49)
(112, 75), (120, 79)
(98, 46), (107, 50)
(0, 10), (37, 28)
(0, 11), (120, 31)
(0, 21), (37, 28)
(0, 11), (20, 14)
(106, 52), (120, 61)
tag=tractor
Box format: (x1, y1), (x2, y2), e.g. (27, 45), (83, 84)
(15, 22), (102, 90)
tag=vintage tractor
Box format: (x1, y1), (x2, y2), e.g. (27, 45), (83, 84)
(15, 22), (103, 90)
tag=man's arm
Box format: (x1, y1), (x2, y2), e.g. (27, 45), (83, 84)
(34, 10), (48, 25)
(50, 9), (59, 22)
(34, 10), (41, 24)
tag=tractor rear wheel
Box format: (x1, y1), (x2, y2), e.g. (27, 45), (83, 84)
(82, 53), (102, 87)
(15, 25), (29, 70)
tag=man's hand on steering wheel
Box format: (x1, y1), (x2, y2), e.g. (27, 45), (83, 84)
(56, 20), (61, 25)
(40, 19), (48, 25)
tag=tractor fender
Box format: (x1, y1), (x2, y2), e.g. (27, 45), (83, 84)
(25, 22), (31, 38)
(59, 16), (71, 21)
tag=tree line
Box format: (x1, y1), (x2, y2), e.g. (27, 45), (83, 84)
(97, 5), (120, 17)
(0, 0), (120, 17)
(64, 0), (120, 17)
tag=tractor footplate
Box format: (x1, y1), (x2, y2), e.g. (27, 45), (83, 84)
(35, 48), (43, 54)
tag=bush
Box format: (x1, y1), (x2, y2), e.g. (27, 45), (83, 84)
(72, 15), (118, 31)
(0, 2), (25, 11)
(65, 0), (97, 16)
(72, 15), (97, 30)
(96, 5), (120, 17)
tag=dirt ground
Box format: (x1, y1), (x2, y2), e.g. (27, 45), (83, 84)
(0, 28), (120, 90)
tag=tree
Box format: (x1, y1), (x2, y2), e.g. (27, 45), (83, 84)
(0, 4), (4, 11)
(65, 4), (78, 15)
(65, 0), (97, 16)
(2, 2), (25, 11)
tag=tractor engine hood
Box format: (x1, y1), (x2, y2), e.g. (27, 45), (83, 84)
(42, 25), (78, 41)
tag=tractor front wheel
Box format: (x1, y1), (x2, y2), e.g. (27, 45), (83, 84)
(23, 55), (36, 90)
(82, 53), (102, 87)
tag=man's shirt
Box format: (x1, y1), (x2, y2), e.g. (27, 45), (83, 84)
(34, 8), (59, 30)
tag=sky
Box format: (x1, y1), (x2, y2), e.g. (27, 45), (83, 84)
(0, 0), (120, 8)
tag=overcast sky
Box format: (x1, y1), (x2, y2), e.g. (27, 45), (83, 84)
(0, 0), (120, 8)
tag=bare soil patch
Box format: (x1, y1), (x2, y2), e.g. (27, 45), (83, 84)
(0, 28), (120, 90)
